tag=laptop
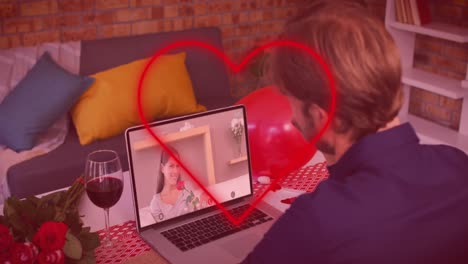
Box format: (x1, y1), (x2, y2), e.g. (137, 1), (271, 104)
(125, 105), (282, 264)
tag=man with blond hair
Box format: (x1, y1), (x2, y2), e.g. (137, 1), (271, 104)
(242, 1), (468, 263)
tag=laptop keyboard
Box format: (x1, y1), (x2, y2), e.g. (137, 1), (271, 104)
(160, 204), (273, 252)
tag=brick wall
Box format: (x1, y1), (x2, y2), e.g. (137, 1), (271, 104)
(0, 0), (388, 96)
(0, 0), (466, 129)
(0, 0), (297, 50)
(0, 0), (305, 98)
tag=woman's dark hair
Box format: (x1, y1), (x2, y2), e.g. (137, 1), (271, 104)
(156, 146), (180, 194)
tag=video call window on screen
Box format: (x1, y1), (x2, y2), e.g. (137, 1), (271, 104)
(127, 108), (252, 227)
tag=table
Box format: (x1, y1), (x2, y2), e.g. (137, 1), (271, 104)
(0, 162), (329, 263)
(93, 162), (330, 264)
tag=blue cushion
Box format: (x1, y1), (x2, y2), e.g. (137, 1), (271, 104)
(0, 52), (94, 152)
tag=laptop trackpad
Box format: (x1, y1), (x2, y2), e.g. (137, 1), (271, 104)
(218, 233), (262, 259)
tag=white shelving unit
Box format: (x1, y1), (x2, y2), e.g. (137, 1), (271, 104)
(388, 21), (468, 43)
(402, 68), (468, 99)
(385, 0), (468, 154)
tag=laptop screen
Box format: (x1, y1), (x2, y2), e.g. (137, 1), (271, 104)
(126, 106), (253, 228)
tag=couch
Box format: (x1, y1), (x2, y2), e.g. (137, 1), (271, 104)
(6, 27), (236, 199)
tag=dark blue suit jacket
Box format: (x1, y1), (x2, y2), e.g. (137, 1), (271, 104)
(242, 124), (468, 264)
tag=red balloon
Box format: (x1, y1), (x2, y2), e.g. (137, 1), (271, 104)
(237, 86), (316, 179)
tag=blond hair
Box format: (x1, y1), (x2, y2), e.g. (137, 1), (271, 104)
(271, 0), (403, 140)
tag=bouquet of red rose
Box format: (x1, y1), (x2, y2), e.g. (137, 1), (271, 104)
(0, 176), (100, 264)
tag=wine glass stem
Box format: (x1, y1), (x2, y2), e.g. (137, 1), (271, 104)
(104, 208), (111, 246)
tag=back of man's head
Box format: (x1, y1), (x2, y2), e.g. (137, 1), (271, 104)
(271, 0), (403, 141)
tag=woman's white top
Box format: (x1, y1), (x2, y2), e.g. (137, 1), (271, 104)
(149, 190), (193, 222)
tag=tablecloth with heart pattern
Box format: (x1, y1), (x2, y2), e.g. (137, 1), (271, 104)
(95, 162), (329, 263)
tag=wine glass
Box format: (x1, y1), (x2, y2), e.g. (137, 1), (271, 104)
(84, 150), (124, 247)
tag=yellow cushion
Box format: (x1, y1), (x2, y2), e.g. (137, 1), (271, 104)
(71, 52), (206, 145)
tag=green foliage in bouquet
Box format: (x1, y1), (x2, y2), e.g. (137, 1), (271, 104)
(0, 176), (100, 263)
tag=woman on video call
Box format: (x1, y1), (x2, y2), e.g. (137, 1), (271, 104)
(150, 146), (208, 222)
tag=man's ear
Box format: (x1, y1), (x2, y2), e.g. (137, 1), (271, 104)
(307, 103), (328, 125)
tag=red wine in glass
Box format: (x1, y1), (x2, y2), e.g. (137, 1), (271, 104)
(86, 177), (123, 209)
(85, 150), (124, 247)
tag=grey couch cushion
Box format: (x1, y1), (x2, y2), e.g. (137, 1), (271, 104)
(7, 27), (235, 198)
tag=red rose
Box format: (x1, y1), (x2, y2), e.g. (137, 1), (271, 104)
(176, 180), (185, 191)
(32, 222), (68, 252)
(0, 224), (13, 254)
(10, 242), (38, 264)
(37, 250), (64, 264)
(74, 176), (84, 185)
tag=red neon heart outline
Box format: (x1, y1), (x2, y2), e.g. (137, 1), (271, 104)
(137, 40), (336, 225)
